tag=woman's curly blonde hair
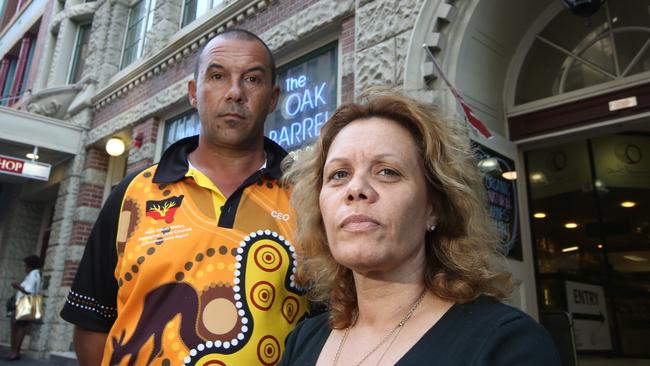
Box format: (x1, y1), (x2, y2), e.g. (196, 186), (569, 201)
(283, 89), (513, 329)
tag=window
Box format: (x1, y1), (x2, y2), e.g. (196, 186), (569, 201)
(121, 0), (156, 69)
(516, 0), (650, 105)
(162, 110), (200, 152)
(264, 42), (338, 152)
(68, 23), (91, 84)
(0, 57), (17, 106)
(181, 0), (223, 27)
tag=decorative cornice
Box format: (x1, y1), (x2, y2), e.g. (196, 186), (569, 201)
(92, 0), (274, 111)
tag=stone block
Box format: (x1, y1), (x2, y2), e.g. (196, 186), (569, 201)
(74, 206), (101, 223)
(355, 0), (424, 51)
(355, 37), (396, 95)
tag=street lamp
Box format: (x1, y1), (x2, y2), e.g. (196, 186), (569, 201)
(106, 137), (126, 156)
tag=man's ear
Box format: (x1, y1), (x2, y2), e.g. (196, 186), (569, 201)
(268, 85), (280, 112)
(188, 80), (197, 107)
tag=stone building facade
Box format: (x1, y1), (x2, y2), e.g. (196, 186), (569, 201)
(0, 0), (648, 363)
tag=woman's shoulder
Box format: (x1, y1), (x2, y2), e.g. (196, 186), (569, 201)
(280, 312), (331, 366)
(290, 312), (331, 340)
(453, 296), (561, 364)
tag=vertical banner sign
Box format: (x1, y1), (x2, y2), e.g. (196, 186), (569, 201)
(265, 43), (338, 151)
(565, 281), (612, 351)
(472, 143), (522, 260)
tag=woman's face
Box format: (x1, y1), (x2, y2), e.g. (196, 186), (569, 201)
(319, 117), (435, 277)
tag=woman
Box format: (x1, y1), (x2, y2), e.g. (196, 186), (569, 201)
(8, 255), (42, 361)
(281, 91), (559, 365)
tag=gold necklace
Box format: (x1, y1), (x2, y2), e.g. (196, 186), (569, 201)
(333, 289), (426, 366)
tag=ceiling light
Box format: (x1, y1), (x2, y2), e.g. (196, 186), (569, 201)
(621, 201), (636, 208)
(530, 172), (545, 183)
(533, 212), (547, 219)
(26, 146), (39, 161)
(501, 171), (517, 180)
(562, 246), (579, 253)
(106, 137), (125, 156)
(564, 222), (578, 229)
(478, 158), (502, 175)
(623, 255), (648, 262)
(597, 244), (603, 249)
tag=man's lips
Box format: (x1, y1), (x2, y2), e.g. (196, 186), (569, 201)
(219, 113), (245, 119)
(340, 214), (381, 231)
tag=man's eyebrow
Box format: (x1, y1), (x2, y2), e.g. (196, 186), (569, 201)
(204, 63), (268, 75)
(205, 63), (224, 72)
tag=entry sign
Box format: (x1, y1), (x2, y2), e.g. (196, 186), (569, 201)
(565, 281), (612, 351)
(0, 154), (51, 181)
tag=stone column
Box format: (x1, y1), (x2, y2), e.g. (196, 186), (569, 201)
(92, 0), (130, 88)
(35, 146), (109, 356)
(144, 0), (182, 57)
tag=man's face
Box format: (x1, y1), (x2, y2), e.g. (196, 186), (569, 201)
(188, 37), (279, 150)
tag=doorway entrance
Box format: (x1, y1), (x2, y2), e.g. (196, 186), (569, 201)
(526, 130), (650, 358)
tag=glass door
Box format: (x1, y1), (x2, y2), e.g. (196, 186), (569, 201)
(526, 132), (650, 358)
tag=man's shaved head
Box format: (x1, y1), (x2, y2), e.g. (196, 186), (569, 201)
(194, 29), (276, 85)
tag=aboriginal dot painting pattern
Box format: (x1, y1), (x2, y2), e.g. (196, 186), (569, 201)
(185, 230), (302, 365)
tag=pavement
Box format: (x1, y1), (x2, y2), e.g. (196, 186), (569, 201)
(0, 348), (76, 366)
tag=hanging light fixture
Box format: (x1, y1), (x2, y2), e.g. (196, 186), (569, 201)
(561, 0), (606, 19)
(106, 137), (126, 156)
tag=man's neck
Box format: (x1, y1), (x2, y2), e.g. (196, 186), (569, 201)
(188, 136), (266, 198)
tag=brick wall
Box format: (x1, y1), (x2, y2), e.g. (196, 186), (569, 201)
(62, 260), (79, 287)
(63, 147), (110, 286)
(340, 15), (355, 104)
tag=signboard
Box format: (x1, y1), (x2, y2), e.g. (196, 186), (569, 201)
(0, 154), (51, 181)
(565, 281), (612, 351)
(265, 42), (338, 151)
(472, 143), (522, 260)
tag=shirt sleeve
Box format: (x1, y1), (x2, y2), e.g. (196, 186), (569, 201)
(19, 270), (40, 295)
(474, 313), (562, 366)
(59, 170), (140, 333)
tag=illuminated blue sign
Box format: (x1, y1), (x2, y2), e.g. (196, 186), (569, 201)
(265, 43), (337, 151)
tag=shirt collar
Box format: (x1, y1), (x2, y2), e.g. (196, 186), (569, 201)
(152, 135), (287, 183)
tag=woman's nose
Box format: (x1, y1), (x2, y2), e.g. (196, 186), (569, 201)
(345, 175), (378, 203)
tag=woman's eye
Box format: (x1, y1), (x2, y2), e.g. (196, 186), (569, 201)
(378, 168), (400, 177)
(329, 170), (349, 180)
(211, 74), (222, 80)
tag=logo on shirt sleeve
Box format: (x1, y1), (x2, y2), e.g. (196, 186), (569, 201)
(146, 195), (184, 223)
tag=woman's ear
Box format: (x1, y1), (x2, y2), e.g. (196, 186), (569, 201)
(426, 204), (437, 232)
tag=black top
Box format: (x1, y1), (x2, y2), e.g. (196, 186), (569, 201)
(281, 296), (561, 366)
(60, 136), (288, 332)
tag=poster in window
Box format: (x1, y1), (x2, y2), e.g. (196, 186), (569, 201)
(265, 42), (338, 152)
(472, 142), (522, 260)
(163, 110), (200, 151)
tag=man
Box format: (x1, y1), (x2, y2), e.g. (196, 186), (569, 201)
(61, 29), (307, 365)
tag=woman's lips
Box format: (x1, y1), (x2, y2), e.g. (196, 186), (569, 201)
(340, 214), (380, 231)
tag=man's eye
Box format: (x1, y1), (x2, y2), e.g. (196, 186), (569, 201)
(211, 74), (222, 80)
(246, 76), (259, 83)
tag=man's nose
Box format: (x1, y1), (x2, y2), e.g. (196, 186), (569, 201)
(225, 79), (245, 103)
